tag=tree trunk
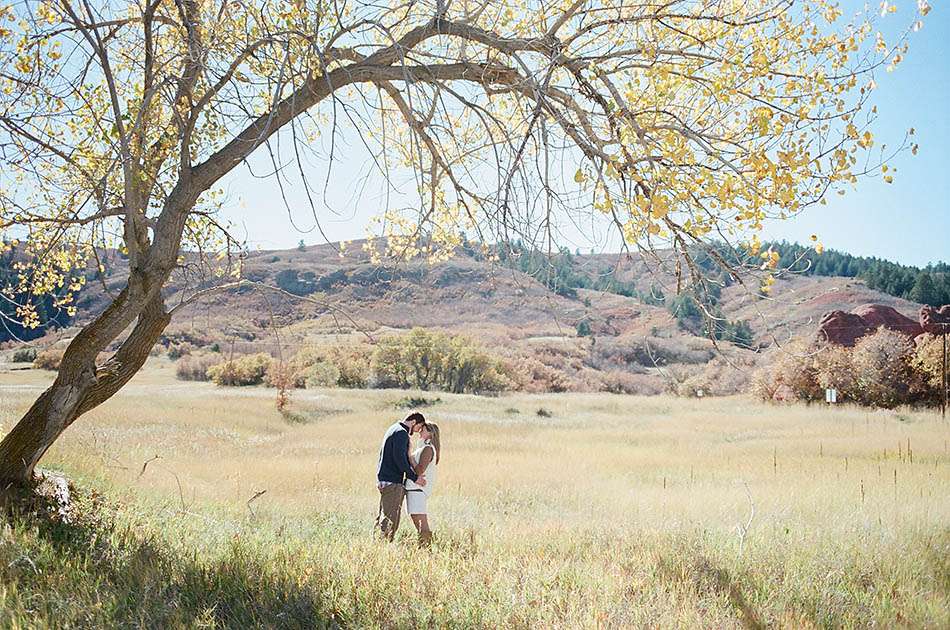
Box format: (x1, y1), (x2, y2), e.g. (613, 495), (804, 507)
(0, 293), (170, 490)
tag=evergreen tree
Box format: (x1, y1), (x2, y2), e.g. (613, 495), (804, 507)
(576, 319), (592, 337)
(910, 272), (939, 306)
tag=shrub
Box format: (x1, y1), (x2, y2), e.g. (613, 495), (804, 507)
(263, 361), (296, 389)
(323, 345), (372, 388)
(851, 329), (925, 408)
(167, 342), (195, 360)
(277, 344), (373, 390)
(599, 370), (666, 395)
(751, 339), (822, 402)
(371, 328), (507, 393)
(592, 335), (714, 369)
(11, 347), (37, 363)
(719, 319), (755, 349)
(300, 362), (341, 388)
(676, 358), (752, 397)
(505, 356), (573, 393)
(754, 331), (936, 408)
(175, 354), (223, 381)
(33, 348), (65, 371)
(207, 353), (273, 386)
(815, 344), (857, 402)
(370, 337), (410, 389)
(912, 333), (945, 401)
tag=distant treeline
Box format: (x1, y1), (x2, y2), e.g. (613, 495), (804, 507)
(486, 240), (753, 346)
(484, 238), (950, 309)
(486, 239), (663, 303)
(764, 241), (949, 307)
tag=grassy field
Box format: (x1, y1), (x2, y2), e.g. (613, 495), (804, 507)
(1, 357), (948, 628)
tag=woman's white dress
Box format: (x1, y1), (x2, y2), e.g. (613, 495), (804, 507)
(405, 442), (436, 515)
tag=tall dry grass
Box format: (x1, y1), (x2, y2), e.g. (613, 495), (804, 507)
(0, 357), (947, 627)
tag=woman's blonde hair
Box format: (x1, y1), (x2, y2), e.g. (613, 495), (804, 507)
(424, 423), (441, 464)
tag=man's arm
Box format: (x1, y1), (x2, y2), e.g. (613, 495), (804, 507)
(390, 430), (418, 482)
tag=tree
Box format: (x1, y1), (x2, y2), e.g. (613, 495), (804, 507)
(0, 1), (926, 489)
(575, 319), (592, 337)
(721, 320), (755, 349)
(910, 272), (938, 306)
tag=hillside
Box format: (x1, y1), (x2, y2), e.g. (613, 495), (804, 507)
(12, 240), (935, 394)
(4, 240), (932, 397)
(157, 242), (925, 340)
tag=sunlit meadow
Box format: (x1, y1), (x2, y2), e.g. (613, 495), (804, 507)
(1, 358), (947, 628)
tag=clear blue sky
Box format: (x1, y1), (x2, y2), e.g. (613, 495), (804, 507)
(220, 4), (948, 268)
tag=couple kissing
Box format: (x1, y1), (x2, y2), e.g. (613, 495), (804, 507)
(374, 412), (441, 547)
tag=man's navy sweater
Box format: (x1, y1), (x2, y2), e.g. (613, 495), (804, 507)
(376, 422), (418, 484)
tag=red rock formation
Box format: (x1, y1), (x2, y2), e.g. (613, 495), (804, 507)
(920, 305), (950, 334)
(817, 310), (871, 347)
(819, 304), (932, 347)
(852, 304), (923, 337)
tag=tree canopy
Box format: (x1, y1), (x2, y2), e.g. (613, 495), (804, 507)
(0, 0), (930, 486)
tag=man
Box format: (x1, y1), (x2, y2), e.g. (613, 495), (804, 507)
(375, 411), (426, 541)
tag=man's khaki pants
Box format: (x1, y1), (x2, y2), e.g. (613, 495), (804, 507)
(375, 484), (405, 541)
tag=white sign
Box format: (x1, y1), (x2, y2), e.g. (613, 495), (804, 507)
(825, 388), (838, 404)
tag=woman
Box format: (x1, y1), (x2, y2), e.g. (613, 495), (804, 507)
(404, 422), (440, 547)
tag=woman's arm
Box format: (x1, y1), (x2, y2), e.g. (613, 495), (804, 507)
(413, 445), (434, 476)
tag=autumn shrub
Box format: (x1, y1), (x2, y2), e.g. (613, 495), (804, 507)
(371, 328), (508, 393)
(911, 333), (945, 403)
(505, 356), (574, 393)
(207, 353), (273, 386)
(263, 361), (296, 389)
(278, 344), (373, 389)
(300, 362), (341, 388)
(676, 357), (752, 397)
(283, 347), (325, 388)
(598, 370), (666, 395)
(850, 329), (926, 408)
(322, 344), (372, 388)
(593, 335), (714, 369)
(33, 348), (65, 371)
(815, 344), (857, 402)
(751, 339), (822, 402)
(754, 330), (935, 408)
(372, 337), (412, 389)
(527, 339), (587, 374)
(175, 354), (223, 382)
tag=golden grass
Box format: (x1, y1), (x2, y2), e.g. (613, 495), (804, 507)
(1, 357), (948, 627)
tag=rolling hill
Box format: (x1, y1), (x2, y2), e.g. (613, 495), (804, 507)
(3, 240), (934, 396)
